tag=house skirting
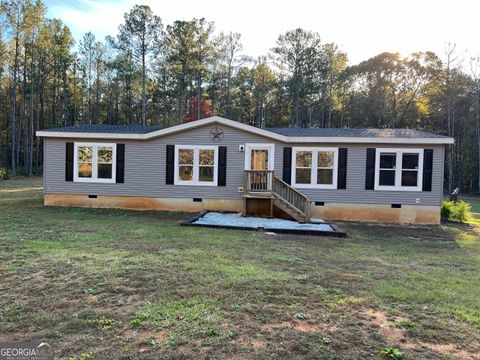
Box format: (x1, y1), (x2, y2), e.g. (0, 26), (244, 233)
(309, 202), (440, 224)
(44, 194), (244, 213)
(44, 194), (440, 225)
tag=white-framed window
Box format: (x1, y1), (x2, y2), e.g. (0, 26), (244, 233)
(74, 142), (116, 183)
(375, 148), (423, 191)
(174, 145), (218, 186)
(291, 147), (338, 189)
(244, 143), (275, 170)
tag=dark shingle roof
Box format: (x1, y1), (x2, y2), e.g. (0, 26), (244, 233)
(43, 123), (448, 139)
(45, 124), (166, 134)
(265, 127), (449, 139)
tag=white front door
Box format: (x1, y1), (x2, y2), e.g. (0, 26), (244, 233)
(245, 144), (275, 171)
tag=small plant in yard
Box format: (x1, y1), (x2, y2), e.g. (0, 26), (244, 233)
(227, 330), (237, 339)
(87, 316), (122, 332)
(205, 328), (220, 337)
(69, 352), (94, 360)
(294, 312), (307, 320)
(394, 320), (416, 330)
(441, 200), (472, 223)
(130, 318), (142, 329)
(150, 338), (162, 349)
(380, 347), (405, 360)
(167, 333), (178, 350)
(321, 336), (332, 345)
(84, 288), (98, 295)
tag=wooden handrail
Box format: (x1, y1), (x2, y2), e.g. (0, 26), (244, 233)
(274, 176), (310, 201)
(273, 176), (310, 218)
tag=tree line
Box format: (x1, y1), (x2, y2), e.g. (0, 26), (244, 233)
(1, 0), (479, 193)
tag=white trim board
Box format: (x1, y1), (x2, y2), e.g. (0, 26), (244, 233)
(37, 116), (454, 144)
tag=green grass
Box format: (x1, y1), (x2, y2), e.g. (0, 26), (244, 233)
(1, 177), (480, 359)
(462, 194), (480, 226)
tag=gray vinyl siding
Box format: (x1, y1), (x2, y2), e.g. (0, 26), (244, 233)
(273, 143), (444, 206)
(44, 123), (445, 206)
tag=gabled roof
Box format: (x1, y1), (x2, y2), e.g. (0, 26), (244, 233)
(37, 116), (454, 144)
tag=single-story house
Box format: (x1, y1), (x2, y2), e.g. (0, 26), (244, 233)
(36, 116), (454, 224)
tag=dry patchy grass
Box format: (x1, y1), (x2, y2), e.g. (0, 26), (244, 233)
(1, 177), (479, 359)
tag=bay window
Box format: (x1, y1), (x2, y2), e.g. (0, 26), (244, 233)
(174, 145), (218, 186)
(74, 142), (116, 183)
(292, 147), (338, 189)
(375, 148), (423, 191)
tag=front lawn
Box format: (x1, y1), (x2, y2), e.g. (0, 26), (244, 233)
(1, 177), (479, 359)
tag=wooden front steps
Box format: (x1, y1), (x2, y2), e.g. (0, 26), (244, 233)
(273, 197), (310, 222)
(243, 170), (311, 222)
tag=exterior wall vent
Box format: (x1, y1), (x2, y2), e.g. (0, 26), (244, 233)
(391, 204), (402, 208)
(88, 195), (97, 199)
(193, 198), (203, 202)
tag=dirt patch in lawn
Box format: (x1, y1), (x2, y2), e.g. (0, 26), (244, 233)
(362, 308), (479, 360)
(362, 308), (408, 343)
(260, 319), (336, 333)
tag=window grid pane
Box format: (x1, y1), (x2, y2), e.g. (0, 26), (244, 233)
(317, 151), (334, 168)
(380, 153), (396, 169)
(295, 168), (311, 184)
(402, 153), (419, 170)
(179, 166), (193, 181)
(317, 169), (333, 184)
(401, 170), (418, 186)
(179, 149), (194, 165)
(200, 149), (214, 166)
(199, 166), (214, 182)
(379, 170), (396, 186)
(296, 151), (312, 168)
(98, 147), (113, 164)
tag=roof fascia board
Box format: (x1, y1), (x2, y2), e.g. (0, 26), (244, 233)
(35, 131), (145, 139)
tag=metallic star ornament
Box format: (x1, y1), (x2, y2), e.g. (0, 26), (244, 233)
(210, 127), (224, 141)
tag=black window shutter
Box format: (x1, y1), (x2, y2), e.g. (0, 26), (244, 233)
(283, 147), (292, 184)
(166, 145), (174, 185)
(218, 146), (227, 186)
(116, 144), (125, 183)
(365, 148), (376, 190)
(337, 148), (348, 189)
(65, 142), (74, 182)
(422, 149), (433, 191)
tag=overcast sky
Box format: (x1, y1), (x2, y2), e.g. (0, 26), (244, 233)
(45, 0), (479, 66)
